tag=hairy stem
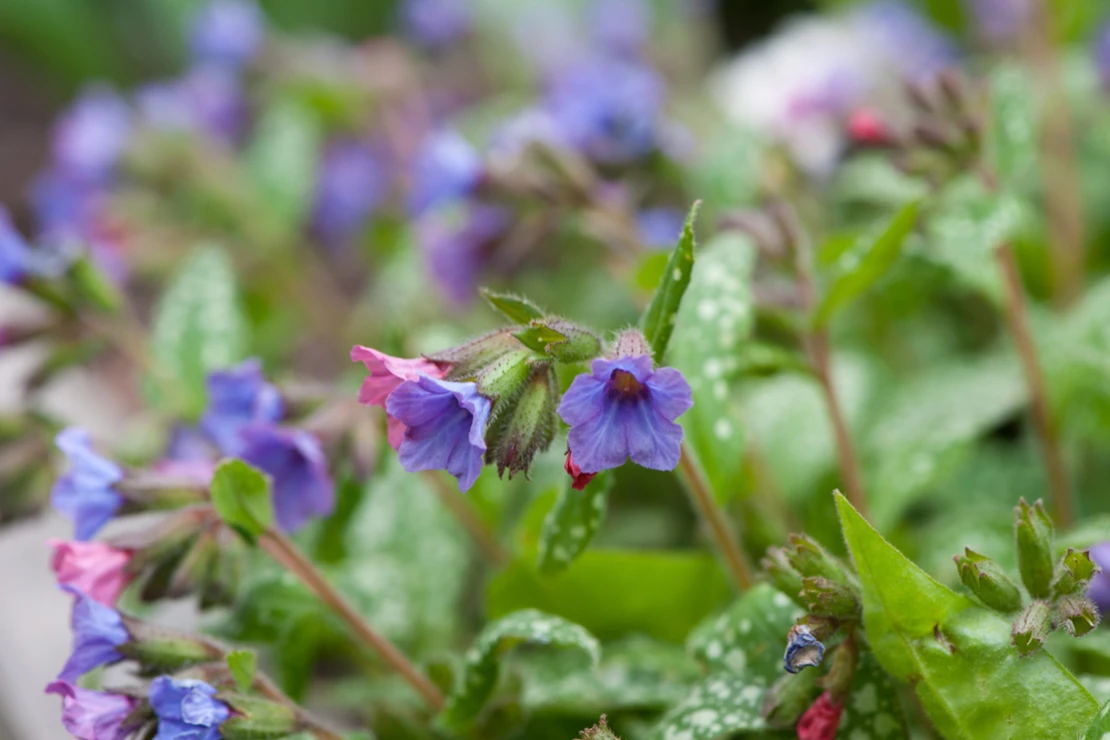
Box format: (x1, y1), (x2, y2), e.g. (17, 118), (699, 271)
(423, 471), (510, 567)
(678, 445), (755, 591)
(258, 528), (446, 711)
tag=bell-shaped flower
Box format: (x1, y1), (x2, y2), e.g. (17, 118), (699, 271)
(149, 676), (229, 740)
(350, 346), (448, 449)
(240, 425), (335, 532)
(45, 680), (136, 740)
(51, 428), (126, 541)
(57, 587), (129, 682)
(200, 359), (284, 456)
(49, 539), (134, 606)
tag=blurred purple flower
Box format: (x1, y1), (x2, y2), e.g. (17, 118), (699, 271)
(1095, 20), (1110, 91)
(189, 0), (265, 69)
(0, 206), (37, 284)
(408, 129), (483, 215)
(51, 87), (131, 184)
(311, 139), (387, 248)
(592, 0), (651, 57)
(240, 425), (335, 532)
(1089, 541), (1110, 614)
(137, 65), (247, 143)
(31, 171), (126, 283)
(854, 1), (955, 81)
(57, 587), (129, 682)
(401, 0), (472, 49)
(149, 676), (229, 740)
(51, 428), (125, 542)
(45, 680), (136, 740)
(165, 425), (218, 463)
(965, 0), (1031, 44)
(201, 359), (284, 457)
(636, 208), (684, 249)
(386, 375), (491, 492)
(784, 623), (825, 673)
(417, 203), (509, 307)
(487, 108), (568, 163)
(558, 354), (692, 473)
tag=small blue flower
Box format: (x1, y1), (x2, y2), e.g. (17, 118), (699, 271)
(558, 354), (692, 474)
(386, 375), (492, 492)
(136, 65), (247, 144)
(311, 139), (387, 248)
(783, 623), (825, 674)
(57, 587), (129, 682)
(51, 428), (126, 541)
(189, 0), (265, 69)
(0, 206), (36, 284)
(149, 676), (229, 740)
(201, 359), (284, 457)
(401, 0), (472, 49)
(240, 425), (335, 532)
(408, 130), (483, 216)
(636, 208), (684, 249)
(51, 86), (131, 184)
(416, 202), (509, 307)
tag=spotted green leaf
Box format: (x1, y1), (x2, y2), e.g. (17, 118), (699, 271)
(814, 200), (919, 327)
(440, 609), (600, 730)
(836, 652), (907, 740)
(640, 200), (701, 365)
(537, 471), (613, 575)
(149, 244), (248, 416)
(651, 673), (771, 740)
(669, 232), (757, 503)
(246, 98), (322, 235)
(988, 63), (1038, 185)
(836, 493), (1099, 739)
(210, 459), (273, 543)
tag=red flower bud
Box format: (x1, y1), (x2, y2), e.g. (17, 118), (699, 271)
(564, 448), (597, 491)
(797, 691), (844, 740)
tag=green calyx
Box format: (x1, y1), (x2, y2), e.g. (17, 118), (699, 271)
(1014, 498), (1055, 599)
(485, 363), (558, 479)
(954, 548), (1023, 613)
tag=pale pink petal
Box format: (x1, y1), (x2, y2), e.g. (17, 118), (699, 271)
(48, 539), (133, 606)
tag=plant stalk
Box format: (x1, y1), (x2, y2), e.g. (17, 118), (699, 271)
(678, 446), (755, 591)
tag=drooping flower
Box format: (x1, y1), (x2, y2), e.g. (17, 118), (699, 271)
(1088, 541), (1110, 614)
(408, 130), (483, 216)
(51, 86), (131, 184)
(564, 448), (597, 491)
(401, 0), (472, 49)
(189, 0), (265, 69)
(51, 428), (126, 541)
(557, 354), (692, 474)
(796, 691), (845, 740)
(416, 203), (510, 307)
(45, 680), (136, 740)
(57, 586), (130, 682)
(49, 539), (134, 606)
(311, 139), (387, 248)
(200, 359), (284, 457)
(240, 425), (335, 532)
(636, 208), (684, 249)
(385, 375), (492, 491)
(136, 65), (247, 144)
(350, 346), (449, 449)
(783, 624), (825, 674)
(149, 676), (229, 740)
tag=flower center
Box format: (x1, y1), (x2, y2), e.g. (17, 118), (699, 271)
(609, 369), (645, 398)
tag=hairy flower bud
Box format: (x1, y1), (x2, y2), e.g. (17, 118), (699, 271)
(474, 348), (535, 403)
(609, 328), (651, 360)
(1056, 594), (1100, 638)
(954, 548), (1022, 613)
(1015, 498), (1055, 599)
(1052, 548), (1099, 598)
(486, 363), (558, 478)
(219, 694), (300, 740)
(118, 617), (225, 674)
(762, 547), (806, 609)
(1012, 600), (1052, 657)
(800, 576), (860, 620)
(786, 534), (851, 587)
(514, 317), (602, 363)
(427, 329), (522, 381)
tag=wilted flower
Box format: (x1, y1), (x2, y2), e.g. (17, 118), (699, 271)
(149, 676), (229, 740)
(558, 354), (692, 474)
(57, 586), (129, 682)
(401, 0), (472, 49)
(49, 539), (134, 607)
(51, 86), (131, 184)
(1088, 541), (1110, 614)
(51, 428), (126, 541)
(351, 346), (449, 449)
(417, 203), (510, 307)
(386, 375), (492, 491)
(45, 680), (136, 740)
(189, 0), (265, 69)
(201, 359), (284, 457)
(311, 139), (387, 248)
(136, 65), (247, 143)
(564, 448), (597, 491)
(783, 623), (825, 674)
(240, 425), (335, 532)
(796, 691), (845, 740)
(409, 129), (484, 216)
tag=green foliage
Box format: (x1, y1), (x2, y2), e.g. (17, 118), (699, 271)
(537, 471), (613, 575)
(640, 201), (701, 366)
(836, 652), (908, 739)
(228, 649), (258, 692)
(246, 99), (323, 237)
(210, 459), (274, 543)
(482, 289), (546, 324)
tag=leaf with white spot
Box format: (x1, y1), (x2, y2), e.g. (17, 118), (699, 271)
(439, 609), (600, 730)
(641, 201), (700, 366)
(836, 652), (907, 739)
(537, 471), (613, 575)
(988, 63), (1039, 185)
(670, 232), (757, 503)
(651, 673), (771, 740)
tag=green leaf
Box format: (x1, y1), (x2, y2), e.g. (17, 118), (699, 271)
(669, 232), (757, 502)
(246, 99), (322, 235)
(814, 201), (919, 327)
(513, 324), (567, 354)
(1081, 701), (1110, 740)
(836, 493), (1099, 739)
(537, 472), (612, 575)
(988, 63), (1039, 185)
(650, 673), (771, 739)
(149, 244), (249, 416)
(640, 200), (701, 365)
(481, 289), (545, 324)
(210, 459), (274, 542)
(227, 650), (257, 692)
(440, 610), (600, 730)
(836, 652), (907, 740)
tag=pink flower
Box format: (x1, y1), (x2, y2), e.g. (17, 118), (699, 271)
(797, 691), (844, 740)
(350, 346), (449, 449)
(48, 539), (133, 606)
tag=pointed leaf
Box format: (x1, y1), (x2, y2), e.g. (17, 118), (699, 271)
(538, 471), (613, 575)
(481, 289), (545, 324)
(210, 459), (274, 542)
(640, 200), (700, 365)
(227, 650), (257, 692)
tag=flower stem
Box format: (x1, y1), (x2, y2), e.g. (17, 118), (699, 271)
(257, 528), (446, 711)
(422, 471), (510, 567)
(994, 243), (1073, 527)
(678, 445), (754, 591)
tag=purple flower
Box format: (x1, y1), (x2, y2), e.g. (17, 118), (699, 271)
(408, 130), (483, 215)
(311, 139), (387, 248)
(1096, 20), (1110, 91)
(201, 359), (284, 457)
(149, 676), (229, 740)
(784, 623), (825, 674)
(0, 206), (36, 284)
(51, 86), (131, 184)
(854, 1), (954, 81)
(417, 203), (509, 307)
(189, 0), (265, 69)
(1089, 541), (1110, 615)
(557, 354), (692, 474)
(965, 0), (1032, 43)
(46, 680), (136, 740)
(240, 425), (334, 532)
(592, 0), (651, 57)
(401, 0), (472, 49)
(636, 208), (684, 249)
(137, 65), (247, 143)
(386, 375), (492, 492)
(51, 428), (125, 541)
(57, 587), (129, 682)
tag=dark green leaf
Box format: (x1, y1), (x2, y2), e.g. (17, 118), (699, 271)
(227, 650), (257, 692)
(481, 289), (546, 324)
(836, 652), (907, 739)
(210, 459), (274, 542)
(640, 200), (701, 365)
(687, 583), (802, 681)
(537, 472), (612, 575)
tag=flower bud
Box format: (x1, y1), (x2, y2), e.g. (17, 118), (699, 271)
(796, 691), (844, 740)
(783, 624), (825, 674)
(474, 348), (536, 403)
(117, 617), (225, 674)
(1052, 548), (1099, 598)
(1011, 600), (1052, 656)
(954, 548), (1022, 613)
(518, 317), (602, 363)
(426, 328), (520, 380)
(761, 547), (805, 608)
(1015, 498), (1055, 599)
(486, 364), (558, 478)
(219, 694), (301, 740)
(761, 669), (819, 728)
(609, 328), (651, 360)
(786, 534), (851, 587)
(579, 715), (620, 740)
(1056, 594), (1100, 638)
(800, 577), (859, 620)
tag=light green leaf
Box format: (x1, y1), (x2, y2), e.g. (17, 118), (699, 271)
(246, 99), (322, 234)
(1080, 701), (1110, 740)
(537, 471), (613, 575)
(651, 673), (770, 740)
(149, 244), (248, 416)
(988, 63), (1039, 185)
(641, 201), (701, 365)
(481, 289), (545, 324)
(836, 493), (1099, 739)
(814, 201), (919, 327)
(669, 232), (756, 502)
(836, 652), (907, 740)
(210, 459), (274, 542)
(440, 610), (600, 729)
(227, 649), (257, 692)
